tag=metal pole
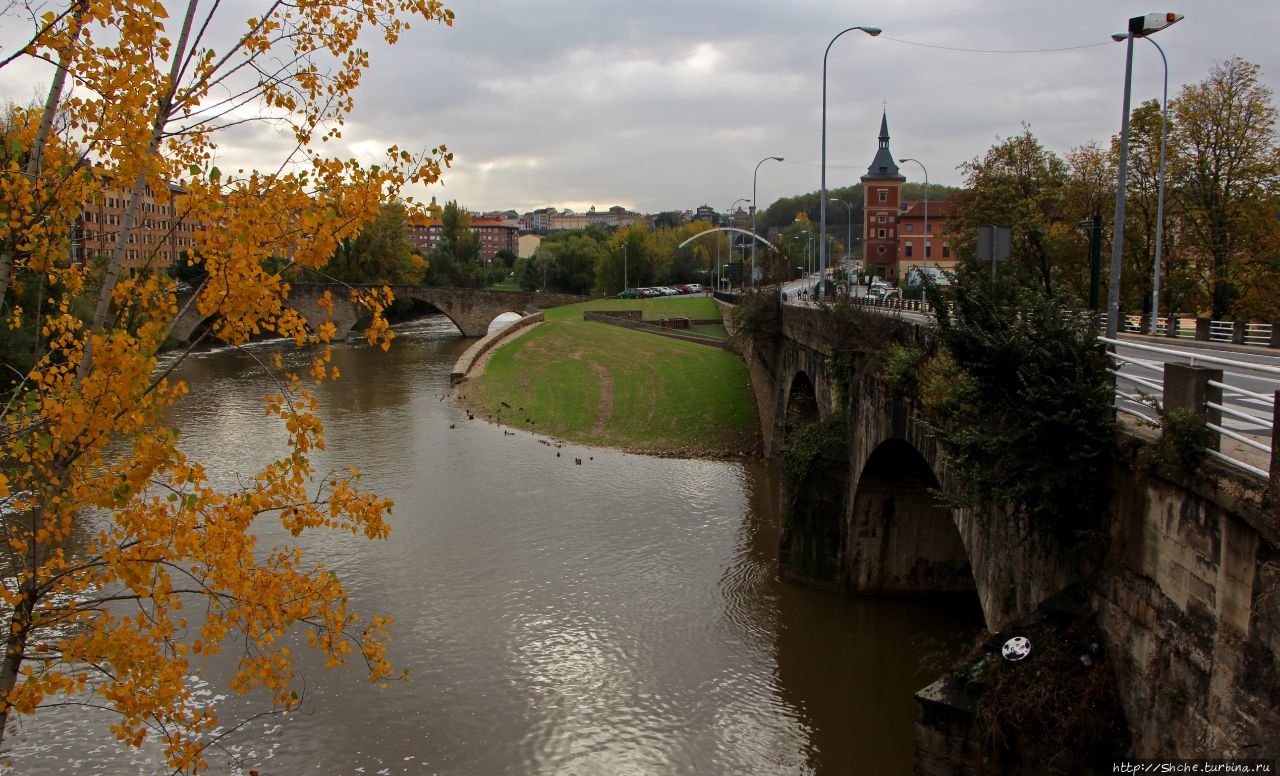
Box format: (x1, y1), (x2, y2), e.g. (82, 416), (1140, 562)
(821, 25), (880, 306)
(900, 158), (928, 295)
(1148, 37), (1169, 335)
(753, 156), (783, 290)
(1107, 33), (1136, 340)
(623, 241), (628, 291)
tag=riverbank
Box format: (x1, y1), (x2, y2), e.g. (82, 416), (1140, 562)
(457, 297), (759, 458)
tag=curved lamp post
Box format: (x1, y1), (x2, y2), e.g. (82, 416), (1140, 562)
(1106, 12), (1181, 340)
(899, 157), (928, 292)
(752, 156), (784, 289)
(820, 24), (881, 305)
(1112, 31), (1170, 335)
(727, 198), (750, 289)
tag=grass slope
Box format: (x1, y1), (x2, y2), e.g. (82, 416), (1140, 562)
(463, 298), (757, 456)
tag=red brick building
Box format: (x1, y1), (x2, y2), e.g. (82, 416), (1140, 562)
(896, 199), (959, 280)
(77, 182), (200, 269)
(407, 217), (519, 264)
(861, 112), (905, 280)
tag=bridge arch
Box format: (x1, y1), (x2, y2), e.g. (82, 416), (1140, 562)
(844, 438), (975, 596)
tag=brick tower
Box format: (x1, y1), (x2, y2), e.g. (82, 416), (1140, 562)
(861, 112), (905, 281)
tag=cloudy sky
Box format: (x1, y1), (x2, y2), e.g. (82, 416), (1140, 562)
(4, 0), (1279, 215)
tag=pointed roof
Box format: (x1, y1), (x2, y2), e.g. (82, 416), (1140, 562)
(862, 111), (905, 182)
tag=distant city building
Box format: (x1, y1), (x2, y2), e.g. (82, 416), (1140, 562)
(517, 234), (542, 258)
(693, 204), (718, 223)
(77, 180), (201, 270)
(408, 216), (518, 265)
(525, 204), (648, 232)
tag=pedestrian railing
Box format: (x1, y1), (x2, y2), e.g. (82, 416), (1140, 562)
(1099, 335), (1279, 482)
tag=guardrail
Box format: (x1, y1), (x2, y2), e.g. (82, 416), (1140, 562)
(1100, 335), (1278, 483)
(1123, 315), (1278, 348)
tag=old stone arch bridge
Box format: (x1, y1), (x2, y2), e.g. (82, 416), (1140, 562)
(719, 298), (1278, 760)
(168, 283), (589, 343)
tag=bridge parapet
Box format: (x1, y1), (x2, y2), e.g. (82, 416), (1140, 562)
(165, 283), (590, 343)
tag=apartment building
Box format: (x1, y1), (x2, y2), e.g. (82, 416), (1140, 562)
(77, 183), (200, 269)
(407, 217), (519, 264)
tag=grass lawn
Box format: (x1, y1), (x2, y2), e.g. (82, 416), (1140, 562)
(487, 278), (522, 291)
(462, 299), (757, 456)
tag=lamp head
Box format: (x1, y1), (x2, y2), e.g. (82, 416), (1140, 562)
(773, 156), (784, 162)
(1129, 12), (1182, 38)
(861, 27), (882, 36)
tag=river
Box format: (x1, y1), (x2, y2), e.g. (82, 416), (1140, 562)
(4, 315), (983, 774)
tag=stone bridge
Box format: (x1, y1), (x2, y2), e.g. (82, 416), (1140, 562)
(720, 299), (1279, 763)
(169, 283), (590, 342)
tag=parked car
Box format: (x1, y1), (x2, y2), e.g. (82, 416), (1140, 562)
(686, 283), (705, 293)
(617, 289), (641, 299)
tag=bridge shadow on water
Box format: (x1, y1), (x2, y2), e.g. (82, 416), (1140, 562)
(727, 460), (985, 775)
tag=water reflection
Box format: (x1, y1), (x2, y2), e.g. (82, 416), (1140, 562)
(4, 315), (983, 775)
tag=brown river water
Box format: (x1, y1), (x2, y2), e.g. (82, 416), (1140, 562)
(4, 315), (983, 774)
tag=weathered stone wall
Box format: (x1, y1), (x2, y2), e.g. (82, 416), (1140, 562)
(742, 302), (1279, 763)
(1094, 451), (1278, 760)
(450, 312), (543, 383)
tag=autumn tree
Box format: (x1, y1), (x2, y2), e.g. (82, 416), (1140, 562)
(1170, 57), (1280, 318)
(955, 127), (1073, 296)
(0, 0), (454, 769)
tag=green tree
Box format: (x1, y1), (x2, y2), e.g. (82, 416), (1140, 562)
(955, 127), (1071, 296)
(1170, 57), (1280, 318)
(323, 202), (425, 285)
(526, 229), (604, 294)
(926, 273), (1114, 534)
(424, 200), (480, 287)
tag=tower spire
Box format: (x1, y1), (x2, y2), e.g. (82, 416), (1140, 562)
(863, 111), (904, 181)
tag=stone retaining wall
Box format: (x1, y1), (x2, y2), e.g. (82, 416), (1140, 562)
(450, 312), (543, 383)
(582, 311), (725, 348)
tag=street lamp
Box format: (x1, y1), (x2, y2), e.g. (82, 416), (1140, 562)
(831, 198), (853, 266)
(621, 240), (628, 292)
(1112, 30), (1171, 335)
(727, 198), (749, 289)
(899, 157), (928, 292)
(753, 156), (784, 290)
(820, 24), (881, 306)
(1106, 12), (1182, 340)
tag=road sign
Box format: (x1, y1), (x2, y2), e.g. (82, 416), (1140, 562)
(976, 225), (1012, 280)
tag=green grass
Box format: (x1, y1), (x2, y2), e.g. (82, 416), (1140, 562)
(487, 278), (522, 291)
(690, 323), (728, 339)
(464, 300), (757, 456)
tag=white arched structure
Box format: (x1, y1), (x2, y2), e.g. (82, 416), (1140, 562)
(675, 227), (777, 252)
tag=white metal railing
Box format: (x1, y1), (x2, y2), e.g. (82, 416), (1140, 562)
(1100, 335), (1278, 481)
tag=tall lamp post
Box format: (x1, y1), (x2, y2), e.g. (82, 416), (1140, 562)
(831, 198), (853, 265)
(727, 198), (749, 289)
(1106, 12), (1182, 340)
(820, 24), (881, 306)
(899, 157), (928, 292)
(621, 240), (628, 292)
(752, 156), (784, 289)
(1112, 31), (1171, 335)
